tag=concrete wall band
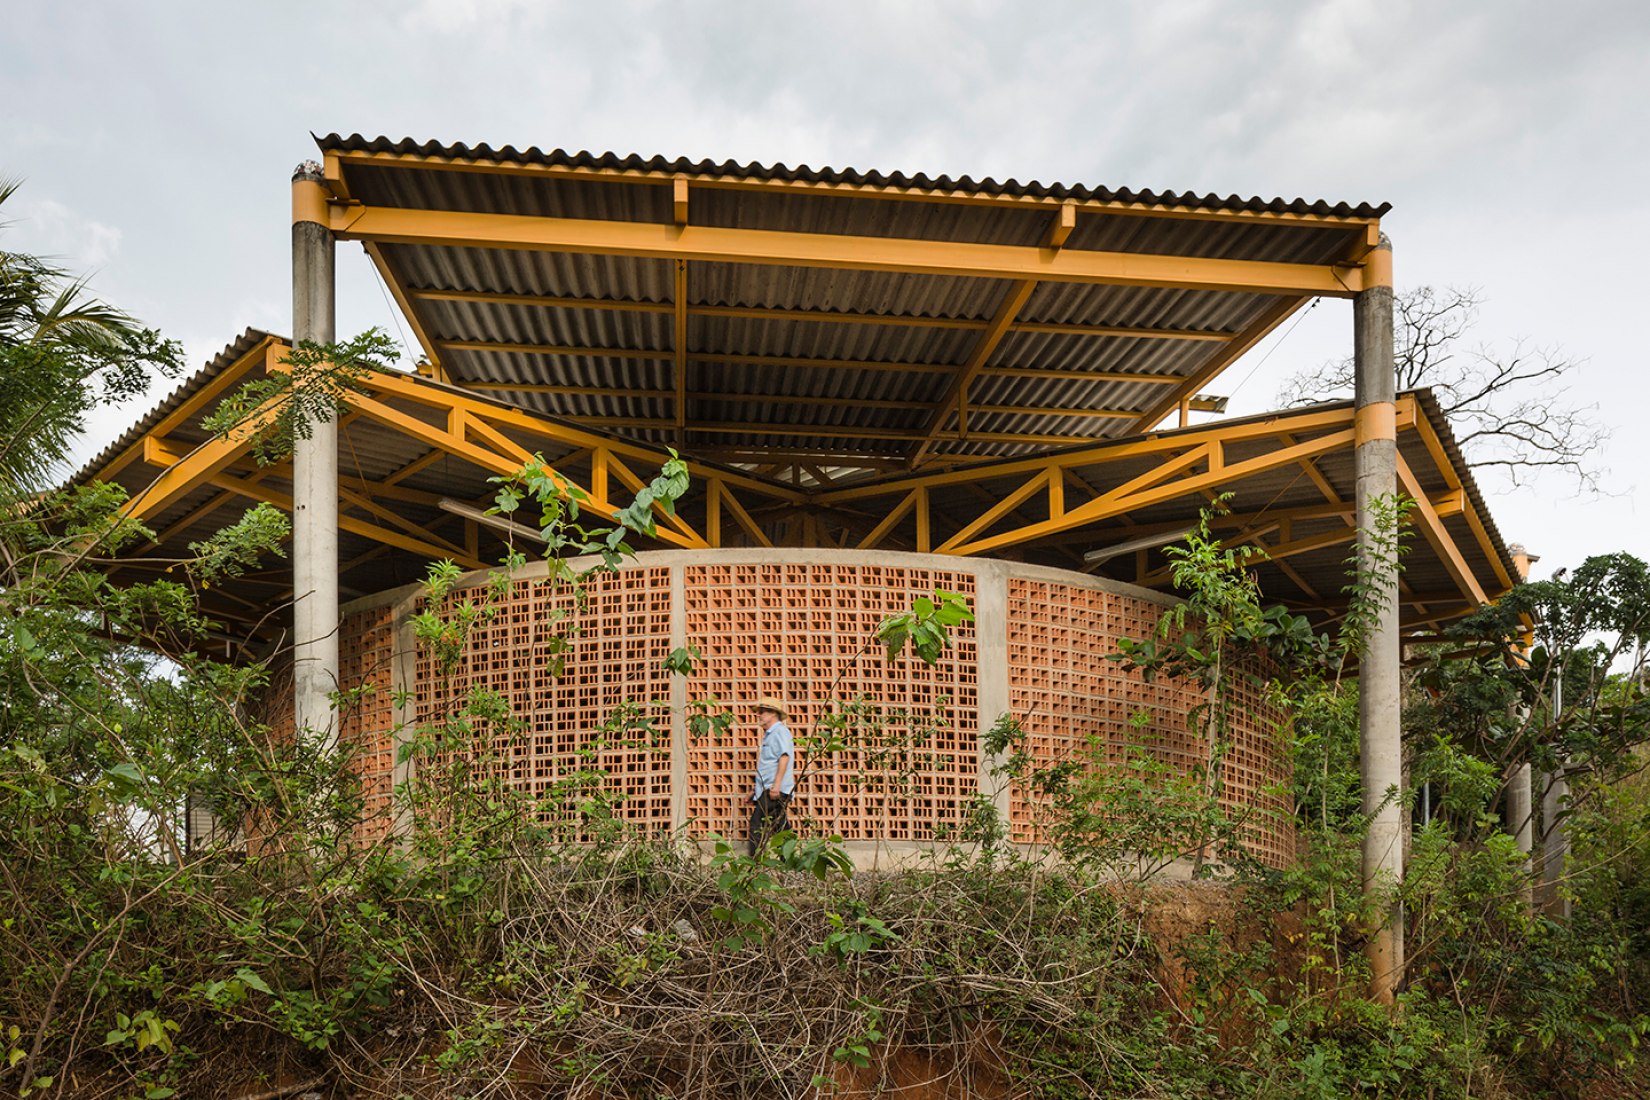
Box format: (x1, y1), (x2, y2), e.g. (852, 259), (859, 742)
(291, 163), (339, 743)
(1354, 235), (1404, 1004)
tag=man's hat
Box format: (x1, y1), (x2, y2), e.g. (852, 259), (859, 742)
(755, 697), (789, 720)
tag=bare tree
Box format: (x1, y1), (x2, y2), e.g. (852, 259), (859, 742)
(1278, 287), (1609, 492)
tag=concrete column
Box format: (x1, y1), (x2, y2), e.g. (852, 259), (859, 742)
(669, 563), (689, 830)
(1507, 760), (1535, 906)
(1354, 235), (1404, 1004)
(1538, 675), (1571, 918)
(1506, 545), (1537, 907)
(291, 162), (338, 743)
(975, 564), (1012, 828)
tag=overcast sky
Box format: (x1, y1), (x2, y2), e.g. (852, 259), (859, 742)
(4, 0), (1645, 579)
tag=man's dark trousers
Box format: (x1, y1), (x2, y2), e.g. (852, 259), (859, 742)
(747, 791), (790, 857)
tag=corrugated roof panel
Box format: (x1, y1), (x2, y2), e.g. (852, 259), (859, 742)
(319, 134), (1392, 219)
(693, 185), (1051, 245)
(419, 298), (673, 351)
(383, 244), (674, 302)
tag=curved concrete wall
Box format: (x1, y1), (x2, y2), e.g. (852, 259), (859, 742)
(335, 549), (1294, 866)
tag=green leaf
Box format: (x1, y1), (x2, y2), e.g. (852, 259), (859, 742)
(235, 967), (273, 995)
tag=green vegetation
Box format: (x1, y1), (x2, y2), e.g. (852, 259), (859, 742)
(3, 181), (1649, 1098)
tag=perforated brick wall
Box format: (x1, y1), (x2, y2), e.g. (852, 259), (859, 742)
(337, 604), (398, 840)
(682, 563), (979, 842)
(323, 553), (1294, 867)
(1006, 577), (1294, 867)
(413, 568), (675, 831)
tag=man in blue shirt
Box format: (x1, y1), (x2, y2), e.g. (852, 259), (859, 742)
(748, 697), (796, 857)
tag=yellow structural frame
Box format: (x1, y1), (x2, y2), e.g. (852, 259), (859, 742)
(111, 363), (1499, 620)
(319, 147), (1384, 459)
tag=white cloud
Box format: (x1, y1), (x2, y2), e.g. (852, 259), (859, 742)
(10, 197), (123, 270)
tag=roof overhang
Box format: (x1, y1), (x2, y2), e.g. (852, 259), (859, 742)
(314, 135), (1389, 471)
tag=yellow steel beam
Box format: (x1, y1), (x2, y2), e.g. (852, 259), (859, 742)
(966, 404), (1143, 420)
(1130, 296), (1312, 432)
(326, 148), (1381, 230)
(916, 279), (1036, 462)
(439, 340), (673, 361)
(346, 366), (803, 503)
(93, 335), (277, 482)
(1396, 452), (1490, 607)
(1045, 200), (1078, 249)
(718, 484), (772, 548)
(704, 479), (722, 546)
(337, 484), (472, 561)
(342, 391), (705, 550)
(855, 489), (920, 550)
(123, 396), (286, 522)
(1410, 410), (1515, 594)
(330, 204), (1371, 297)
(672, 176), (690, 226)
(445, 341), (958, 376)
(607, 452), (709, 548)
(568, 416), (1103, 447)
(416, 288), (672, 314)
(206, 472), (487, 570)
(363, 241), (446, 380)
(947, 431), (1354, 557)
(460, 382), (928, 413)
(817, 403), (1388, 506)
(937, 468), (1054, 553)
(412, 286), (1231, 342)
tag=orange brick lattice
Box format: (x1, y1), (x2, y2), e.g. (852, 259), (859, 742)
(338, 604), (398, 840)
(683, 564), (979, 843)
(413, 568), (675, 831)
(1005, 578), (1294, 868)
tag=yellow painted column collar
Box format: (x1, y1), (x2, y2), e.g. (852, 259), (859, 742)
(1355, 402), (1397, 444)
(292, 177), (330, 227)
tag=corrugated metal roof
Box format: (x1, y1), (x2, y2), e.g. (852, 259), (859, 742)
(323, 135), (1387, 465)
(70, 328), (280, 485)
(318, 134), (1392, 219)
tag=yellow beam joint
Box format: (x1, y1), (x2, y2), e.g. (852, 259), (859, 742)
(124, 397), (281, 522)
(1045, 201), (1077, 249)
(673, 176), (690, 226)
(590, 449), (610, 506)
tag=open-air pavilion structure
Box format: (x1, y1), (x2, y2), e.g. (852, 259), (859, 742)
(76, 135), (1524, 1002)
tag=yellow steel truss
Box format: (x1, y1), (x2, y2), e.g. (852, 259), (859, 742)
(108, 346), (1499, 623)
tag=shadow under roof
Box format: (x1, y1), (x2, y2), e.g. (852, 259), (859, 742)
(317, 135), (1389, 470)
